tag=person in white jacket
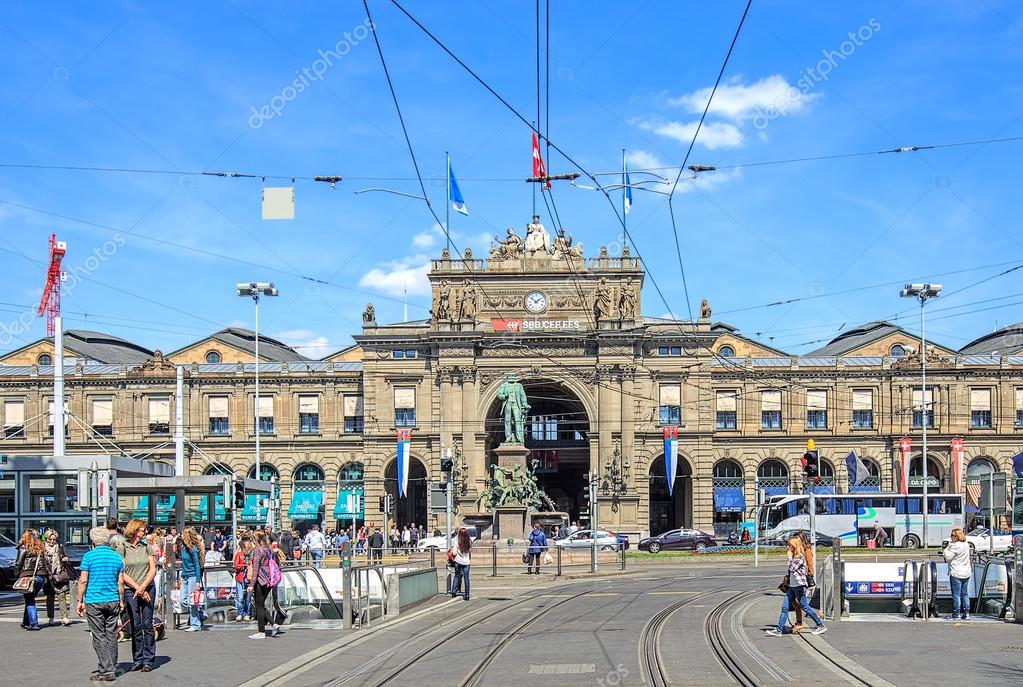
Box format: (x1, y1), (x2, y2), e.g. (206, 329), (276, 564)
(942, 528), (972, 620)
(448, 528), (472, 601)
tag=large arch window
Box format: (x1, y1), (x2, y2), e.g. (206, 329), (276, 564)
(247, 464), (280, 482)
(241, 464), (279, 523)
(384, 456), (427, 529)
(965, 457), (995, 517)
(335, 461), (365, 529)
(711, 459), (745, 538)
(648, 454), (693, 535)
(848, 457), (881, 492)
(289, 463), (325, 525)
(757, 459), (789, 498)
(809, 459), (836, 494)
(909, 455), (943, 493)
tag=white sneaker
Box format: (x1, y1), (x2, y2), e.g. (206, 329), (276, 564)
(183, 626), (198, 632)
(248, 632), (265, 640)
(271, 626), (280, 636)
(813, 625), (828, 635)
(765, 628), (782, 637)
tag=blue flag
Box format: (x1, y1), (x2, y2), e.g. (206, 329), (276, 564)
(623, 162), (633, 215)
(449, 164), (468, 216)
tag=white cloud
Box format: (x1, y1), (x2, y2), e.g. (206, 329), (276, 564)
(625, 149), (668, 171)
(358, 254), (431, 297)
(639, 119), (743, 149)
(411, 231), (436, 249)
(669, 75), (816, 120)
(273, 329), (335, 359)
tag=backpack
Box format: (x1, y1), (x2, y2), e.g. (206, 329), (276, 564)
(263, 547), (282, 586)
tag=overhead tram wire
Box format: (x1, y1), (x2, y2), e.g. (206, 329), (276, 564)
(382, 1), (1010, 406)
(664, 0), (753, 326)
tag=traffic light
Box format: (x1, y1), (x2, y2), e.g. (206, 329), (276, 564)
(379, 494), (393, 513)
(233, 479), (246, 510)
(379, 495), (386, 512)
(440, 457), (454, 473)
(802, 450), (819, 478)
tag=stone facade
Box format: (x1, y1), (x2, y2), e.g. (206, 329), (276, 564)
(2, 220), (1022, 540)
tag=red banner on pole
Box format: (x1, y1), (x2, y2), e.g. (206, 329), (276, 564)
(950, 437), (965, 494)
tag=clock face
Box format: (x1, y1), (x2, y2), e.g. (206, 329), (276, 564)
(524, 290), (548, 313)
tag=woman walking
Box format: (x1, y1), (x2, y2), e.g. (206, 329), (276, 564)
(247, 530), (281, 639)
(789, 531), (817, 633)
(42, 529), (75, 627)
(525, 524), (547, 575)
(122, 519), (157, 671)
(14, 528), (48, 630)
(766, 536), (827, 637)
(448, 527), (472, 600)
(943, 528), (972, 620)
(177, 527), (205, 632)
(233, 535), (253, 622)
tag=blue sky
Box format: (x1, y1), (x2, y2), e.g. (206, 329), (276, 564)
(1, 1), (1022, 358)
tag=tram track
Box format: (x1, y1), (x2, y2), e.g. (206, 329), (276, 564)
(639, 587), (725, 687)
(704, 590), (764, 687)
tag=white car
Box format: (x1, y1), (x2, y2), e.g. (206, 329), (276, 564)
(0, 533), (19, 588)
(553, 529), (623, 551)
(417, 526), (479, 552)
(964, 527), (1013, 553)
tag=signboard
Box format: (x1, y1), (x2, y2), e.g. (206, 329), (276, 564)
(429, 481), (448, 513)
(843, 562), (907, 597)
(908, 475), (939, 488)
(491, 318), (582, 332)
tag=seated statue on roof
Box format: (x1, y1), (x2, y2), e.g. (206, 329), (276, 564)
(489, 227), (524, 261)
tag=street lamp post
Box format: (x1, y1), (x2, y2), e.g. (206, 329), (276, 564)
(237, 282), (278, 477)
(900, 282), (942, 547)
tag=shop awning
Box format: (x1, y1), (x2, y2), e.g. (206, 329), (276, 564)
(762, 485), (789, 498)
(240, 494), (268, 522)
(806, 485), (835, 495)
(712, 486), (746, 513)
(288, 490), (323, 520)
(333, 488), (364, 518)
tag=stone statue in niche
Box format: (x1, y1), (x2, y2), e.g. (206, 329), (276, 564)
(618, 278), (637, 320)
(593, 277), (612, 321)
(459, 280), (477, 320)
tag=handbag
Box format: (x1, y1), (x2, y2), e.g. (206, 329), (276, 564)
(777, 575), (790, 593)
(543, 552), (553, 565)
(191, 584), (205, 607)
(806, 574), (816, 588)
(13, 554), (41, 593)
(521, 552), (530, 564)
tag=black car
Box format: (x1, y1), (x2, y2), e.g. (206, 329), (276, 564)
(638, 528), (717, 553)
(763, 530), (834, 547)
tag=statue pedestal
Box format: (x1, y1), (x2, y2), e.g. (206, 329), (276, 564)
(495, 505), (529, 542)
(494, 443), (530, 472)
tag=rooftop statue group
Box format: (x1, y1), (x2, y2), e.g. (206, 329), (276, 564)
(489, 214), (583, 261)
(433, 279), (478, 322)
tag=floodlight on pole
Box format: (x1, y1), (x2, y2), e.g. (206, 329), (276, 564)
(237, 282), (278, 476)
(899, 282), (942, 547)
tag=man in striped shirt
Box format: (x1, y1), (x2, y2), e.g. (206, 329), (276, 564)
(77, 526), (125, 682)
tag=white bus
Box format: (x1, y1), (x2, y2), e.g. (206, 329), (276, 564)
(758, 492), (964, 548)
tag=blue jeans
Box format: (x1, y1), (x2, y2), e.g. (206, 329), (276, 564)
(450, 563), (470, 599)
(22, 576), (46, 628)
(235, 581), (251, 617)
(950, 576), (970, 616)
(181, 576), (203, 629)
(310, 549), (324, 568)
(777, 585), (823, 632)
(125, 585), (156, 667)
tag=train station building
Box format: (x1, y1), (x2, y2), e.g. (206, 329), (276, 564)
(2, 216), (1022, 543)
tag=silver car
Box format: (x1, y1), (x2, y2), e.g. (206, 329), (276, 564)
(553, 529), (621, 551)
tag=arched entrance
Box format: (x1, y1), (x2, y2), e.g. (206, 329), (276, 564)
(484, 378), (590, 523)
(966, 457), (995, 527)
(335, 461), (365, 532)
(648, 454), (692, 535)
(757, 459), (790, 498)
(384, 456), (427, 529)
(909, 455), (943, 494)
(711, 459), (745, 538)
(290, 463), (325, 532)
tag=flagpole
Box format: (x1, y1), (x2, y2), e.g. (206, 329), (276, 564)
(622, 147), (628, 252)
(531, 123), (537, 216)
(445, 151), (452, 256)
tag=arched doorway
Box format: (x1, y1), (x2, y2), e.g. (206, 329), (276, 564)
(711, 459), (745, 538)
(848, 457), (881, 492)
(965, 457), (995, 526)
(909, 455), (943, 494)
(289, 463), (325, 531)
(335, 461), (365, 532)
(385, 456), (427, 529)
(648, 454), (692, 535)
(243, 463), (279, 526)
(483, 378), (590, 523)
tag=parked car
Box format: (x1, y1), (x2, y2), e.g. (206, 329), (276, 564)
(553, 529), (627, 551)
(417, 526), (480, 552)
(942, 527), (1013, 554)
(762, 529), (835, 548)
(0, 533), (18, 589)
(638, 528), (716, 553)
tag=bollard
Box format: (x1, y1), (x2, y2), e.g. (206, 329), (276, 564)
(831, 539), (842, 622)
(556, 545), (562, 577)
(491, 542), (498, 577)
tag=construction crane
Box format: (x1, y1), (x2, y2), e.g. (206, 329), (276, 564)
(37, 233), (66, 336)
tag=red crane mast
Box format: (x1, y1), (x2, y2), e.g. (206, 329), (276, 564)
(37, 233), (66, 336)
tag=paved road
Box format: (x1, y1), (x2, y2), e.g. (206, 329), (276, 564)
(3, 563), (1021, 686)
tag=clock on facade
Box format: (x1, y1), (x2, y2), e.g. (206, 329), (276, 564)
(524, 290), (548, 313)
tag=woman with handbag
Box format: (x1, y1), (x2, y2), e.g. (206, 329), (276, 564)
(14, 528), (49, 630)
(177, 527), (205, 632)
(765, 537), (827, 637)
(42, 529), (75, 627)
(789, 531), (817, 633)
(448, 527), (472, 600)
(122, 519), (157, 671)
(247, 529), (282, 639)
